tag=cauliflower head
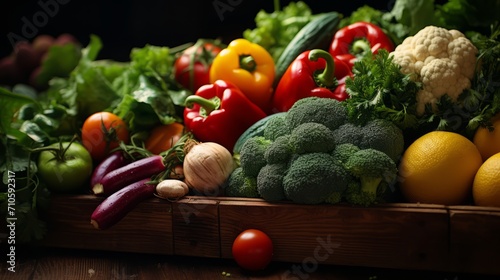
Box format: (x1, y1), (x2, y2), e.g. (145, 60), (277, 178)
(391, 26), (477, 115)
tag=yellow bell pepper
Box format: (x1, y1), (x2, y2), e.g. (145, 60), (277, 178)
(209, 38), (275, 113)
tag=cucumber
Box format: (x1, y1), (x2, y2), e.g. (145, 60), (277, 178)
(273, 11), (342, 87)
(233, 112), (287, 154)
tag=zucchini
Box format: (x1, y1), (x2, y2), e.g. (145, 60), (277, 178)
(273, 11), (342, 87)
(233, 112), (287, 154)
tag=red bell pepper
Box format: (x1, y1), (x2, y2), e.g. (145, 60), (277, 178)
(271, 49), (352, 113)
(184, 80), (267, 151)
(329, 22), (394, 69)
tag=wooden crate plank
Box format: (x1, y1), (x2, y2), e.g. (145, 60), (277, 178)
(39, 195), (173, 255)
(171, 197), (220, 258)
(219, 200), (449, 272)
(448, 206), (500, 275)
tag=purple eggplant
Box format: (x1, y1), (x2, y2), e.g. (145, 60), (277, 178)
(90, 178), (156, 230)
(92, 155), (165, 196)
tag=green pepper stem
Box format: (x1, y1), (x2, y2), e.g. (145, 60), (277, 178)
(239, 55), (257, 72)
(351, 39), (371, 55)
(184, 95), (220, 115)
(308, 49), (337, 88)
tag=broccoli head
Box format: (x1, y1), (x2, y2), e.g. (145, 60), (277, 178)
(289, 122), (336, 154)
(344, 149), (398, 206)
(264, 135), (294, 164)
(225, 167), (259, 198)
(283, 152), (349, 204)
(331, 143), (360, 166)
(285, 97), (348, 131)
(257, 163), (288, 201)
(332, 119), (405, 162)
(358, 119), (405, 162)
(239, 136), (273, 177)
(332, 123), (364, 147)
(263, 112), (290, 141)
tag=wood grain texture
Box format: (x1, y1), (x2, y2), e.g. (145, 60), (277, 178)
(39, 194), (173, 255)
(218, 200), (450, 272)
(171, 197), (220, 258)
(448, 206), (500, 275)
(4, 247), (492, 280)
(2, 195), (500, 275)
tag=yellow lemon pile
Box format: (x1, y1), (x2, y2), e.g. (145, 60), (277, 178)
(398, 131), (482, 205)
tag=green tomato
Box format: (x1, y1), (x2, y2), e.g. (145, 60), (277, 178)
(37, 142), (93, 193)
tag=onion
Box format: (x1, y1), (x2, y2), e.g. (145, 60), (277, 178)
(183, 140), (236, 195)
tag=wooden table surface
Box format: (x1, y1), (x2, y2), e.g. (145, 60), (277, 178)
(1, 246), (498, 280)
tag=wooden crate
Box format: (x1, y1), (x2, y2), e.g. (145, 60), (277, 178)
(38, 195), (173, 255)
(448, 205), (500, 275)
(1, 195), (499, 275)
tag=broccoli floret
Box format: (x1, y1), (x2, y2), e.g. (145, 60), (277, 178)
(283, 153), (349, 204)
(332, 119), (405, 162)
(324, 191), (343, 204)
(264, 135), (293, 164)
(345, 180), (393, 207)
(263, 112), (290, 141)
(359, 119), (405, 162)
(256, 163), (288, 201)
(289, 122), (336, 154)
(285, 97), (348, 131)
(225, 167), (259, 198)
(332, 122), (364, 147)
(240, 136), (273, 177)
(344, 149), (398, 206)
(331, 143), (361, 166)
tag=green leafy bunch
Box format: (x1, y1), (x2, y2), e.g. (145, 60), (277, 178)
(243, 0), (314, 61)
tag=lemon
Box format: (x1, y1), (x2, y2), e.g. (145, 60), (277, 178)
(472, 152), (500, 207)
(473, 113), (500, 162)
(399, 131), (482, 205)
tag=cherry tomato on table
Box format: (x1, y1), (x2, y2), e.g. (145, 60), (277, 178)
(174, 40), (223, 93)
(81, 112), (129, 162)
(232, 228), (274, 271)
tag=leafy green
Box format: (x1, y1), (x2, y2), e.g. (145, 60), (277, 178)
(0, 133), (50, 244)
(341, 0), (437, 46)
(0, 87), (39, 139)
(344, 50), (421, 129)
(435, 0), (500, 35)
(112, 44), (188, 130)
(454, 24), (500, 136)
(53, 35), (121, 119)
(34, 43), (82, 87)
(243, 1), (314, 61)
(383, 0), (436, 36)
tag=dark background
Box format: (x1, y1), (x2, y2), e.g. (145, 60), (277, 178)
(0, 0), (393, 61)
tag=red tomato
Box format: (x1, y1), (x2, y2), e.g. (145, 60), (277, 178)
(232, 229), (273, 271)
(81, 112), (129, 162)
(144, 122), (185, 155)
(174, 41), (222, 93)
